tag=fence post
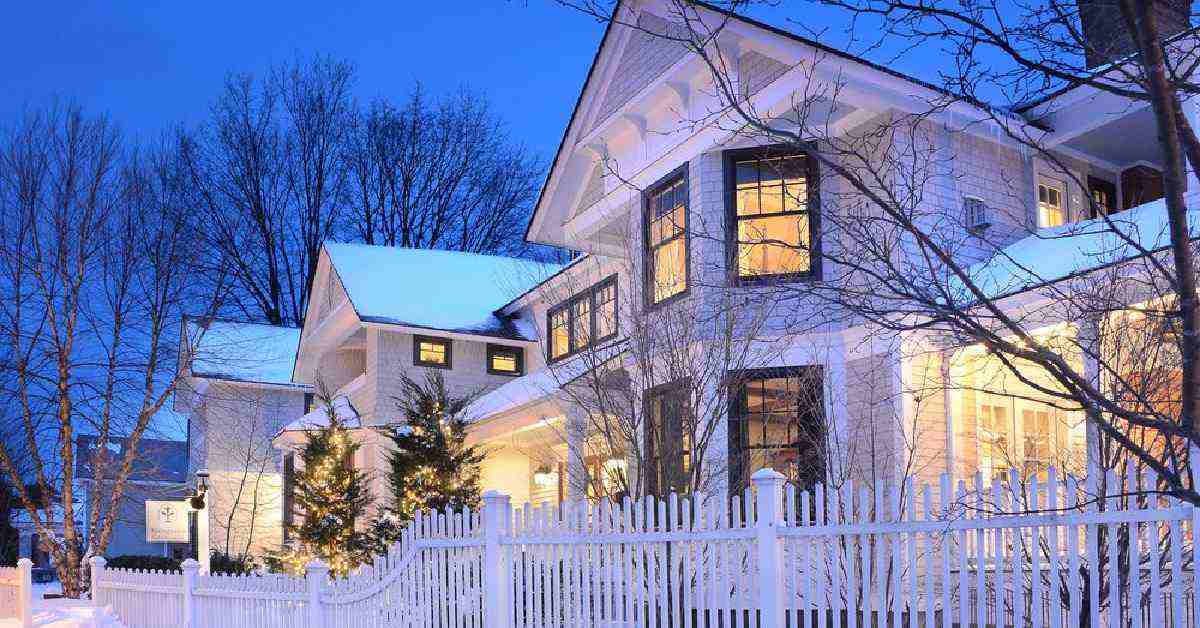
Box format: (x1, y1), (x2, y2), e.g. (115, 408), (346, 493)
(305, 560), (328, 628)
(753, 468), (786, 628)
(89, 556), (106, 609)
(181, 558), (199, 628)
(17, 558), (31, 628)
(482, 490), (511, 628)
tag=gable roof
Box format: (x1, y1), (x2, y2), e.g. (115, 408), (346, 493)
(75, 435), (189, 484)
(185, 319), (303, 387)
(323, 242), (564, 340)
(526, 0), (1013, 246)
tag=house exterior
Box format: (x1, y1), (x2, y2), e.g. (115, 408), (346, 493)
(176, 318), (309, 558)
(178, 0), (1194, 557)
(74, 435), (191, 559)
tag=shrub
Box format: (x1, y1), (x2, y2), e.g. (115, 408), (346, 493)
(210, 551), (255, 575)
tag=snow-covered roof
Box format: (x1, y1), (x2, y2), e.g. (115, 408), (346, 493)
(463, 343), (627, 422)
(324, 243), (564, 340)
(961, 199), (1200, 301)
(186, 319), (302, 387)
(278, 396), (361, 434)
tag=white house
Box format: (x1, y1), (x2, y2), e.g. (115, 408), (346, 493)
(178, 0), (1195, 555)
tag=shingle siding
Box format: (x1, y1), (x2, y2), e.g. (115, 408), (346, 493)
(591, 12), (690, 132)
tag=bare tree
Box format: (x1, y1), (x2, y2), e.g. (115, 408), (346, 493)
(0, 104), (226, 595)
(343, 86), (547, 258)
(183, 56), (355, 326)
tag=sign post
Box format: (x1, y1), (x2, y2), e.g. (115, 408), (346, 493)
(189, 469), (211, 574)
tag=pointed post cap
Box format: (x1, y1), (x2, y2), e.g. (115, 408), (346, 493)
(180, 558), (200, 571)
(304, 559), (329, 574)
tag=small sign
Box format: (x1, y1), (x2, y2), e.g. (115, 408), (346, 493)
(145, 501), (189, 543)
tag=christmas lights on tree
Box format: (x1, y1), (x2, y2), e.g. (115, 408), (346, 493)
(372, 372), (485, 544)
(266, 395), (374, 577)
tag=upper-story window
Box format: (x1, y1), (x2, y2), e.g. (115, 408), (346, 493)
(413, 335), (452, 369)
(1087, 176), (1118, 218)
(487, 344), (524, 376)
(644, 167), (688, 306)
(1037, 178), (1066, 228)
(547, 276), (619, 362)
(725, 146), (818, 282)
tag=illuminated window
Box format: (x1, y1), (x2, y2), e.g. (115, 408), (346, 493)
(729, 367), (825, 493)
(585, 455), (628, 500)
(645, 170), (688, 305)
(1037, 180), (1066, 228)
(729, 150), (815, 279)
(546, 276), (619, 363)
(977, 394), (1079, 482)
(549, 309), (570, 360)
(486, 344), (523, 376)
(413, 335), (451, 369)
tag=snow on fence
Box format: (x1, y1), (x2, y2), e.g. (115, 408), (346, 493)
(91, 466), (1198, 628)
(0, 559), (33, 627)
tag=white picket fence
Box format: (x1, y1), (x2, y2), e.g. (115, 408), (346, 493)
(0, 559), (35, 627)
(89, 466), (1198, 628)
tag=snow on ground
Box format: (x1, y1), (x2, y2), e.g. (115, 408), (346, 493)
(0, 599), (125, 628)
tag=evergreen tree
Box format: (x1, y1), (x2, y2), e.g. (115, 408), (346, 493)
(266, 396), (373, 577)
(374, 372), (486, 542)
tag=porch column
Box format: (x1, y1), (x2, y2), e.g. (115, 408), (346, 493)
(563, 404), (590, 500)
(1078, 315), (1104, 480)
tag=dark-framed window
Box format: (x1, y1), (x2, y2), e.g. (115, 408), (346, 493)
(487, 343), (525, 376)
(282, 452), (295, 542)
(643, 166), (689, 306)
(645, 379), (692, 496)
(546, 275), (619, 362)
(303, 392), (315, 414)
(413, 335), (452, 369)
(728, 366), (825, 494)
(1087, 176), (1118, 218)
(724, 145), (820, 283)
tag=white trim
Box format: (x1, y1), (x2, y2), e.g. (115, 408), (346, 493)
(360, 322), (540, 346)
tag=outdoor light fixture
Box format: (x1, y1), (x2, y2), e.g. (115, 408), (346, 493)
(532, 465), (558, 488)
(190, 469), (209, 510)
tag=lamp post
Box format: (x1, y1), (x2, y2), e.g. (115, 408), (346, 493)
(190, 469), (210, 574)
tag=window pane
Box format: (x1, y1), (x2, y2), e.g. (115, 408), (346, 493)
(550, 311), (569, 358)
(571, 298), (591, 351)
(595, 284), (616, 339)
(759, 183), (784, 214)
(736, 186), (760, 216)
(653, 237), (687, 302)
(737, 214), (809, 277)
(491, 353), (518, 373)
(784, 179), (807, 212)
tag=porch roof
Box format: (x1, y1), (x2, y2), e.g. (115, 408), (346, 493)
(463, 343), (628, 423)
(276, 395), (361, 435)
(959, 198), (1200, 302)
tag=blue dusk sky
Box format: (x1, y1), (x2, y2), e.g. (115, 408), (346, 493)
(0, 1), (980, 160)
